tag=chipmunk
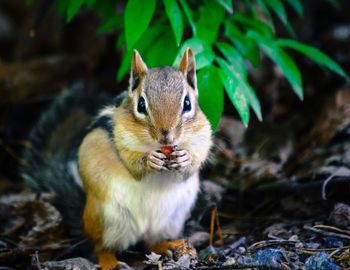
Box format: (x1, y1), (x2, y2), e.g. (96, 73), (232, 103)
(22, 48), (212, 269)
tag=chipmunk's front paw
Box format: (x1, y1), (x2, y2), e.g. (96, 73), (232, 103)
(146, 151), (168, 171)
(169, 149), (192, 170)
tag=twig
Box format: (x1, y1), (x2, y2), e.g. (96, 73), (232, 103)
(215, 210), (224, 246)
(53, 238), (88, 260)
(247, 176), (350, 196)
(334, 250), (350, 262)
(0, 143), (26, 165)
(209, 208), (216, 246)
(296, 245), (350, 255)
(329, 248), (342, 257)
(208, 208), (224, 246)
(33, 251), (42, 270)
(224, 237), (247, 255)
(313, 224), (350, 236)
(281, 262), (292, 270)
(193, 263), (284, 269)
(248, 240), (297, 251)
(304, 225), (350, 241)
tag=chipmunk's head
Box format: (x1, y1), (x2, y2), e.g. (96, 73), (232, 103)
(127, 48), (206, 147)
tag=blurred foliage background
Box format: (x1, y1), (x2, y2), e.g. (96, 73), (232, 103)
(26, 0), (349, 129)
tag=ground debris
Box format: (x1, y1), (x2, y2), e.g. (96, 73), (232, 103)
(0, 193), (67, 267)
(305, 252), (341, 270)
(329, 203), (350, 229)
(144, 252), (162, 265)
(32, 254), (98, 270)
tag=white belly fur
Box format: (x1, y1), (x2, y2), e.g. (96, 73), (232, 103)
(102, 171), (199, 250)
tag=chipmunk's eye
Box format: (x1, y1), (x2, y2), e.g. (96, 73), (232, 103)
(183, 96), (191, 113)
(137, 96), (147, 115)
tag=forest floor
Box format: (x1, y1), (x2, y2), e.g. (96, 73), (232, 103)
(0, 0), (350, 269)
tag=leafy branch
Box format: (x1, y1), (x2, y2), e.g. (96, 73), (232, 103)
(30, 0), (348, 129)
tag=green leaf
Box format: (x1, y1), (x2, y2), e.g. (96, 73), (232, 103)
(134, 24), (165, 53)
(216, 0), (233, 14)
(285, 0), (303, 16)
(242, 82), (262, 122)
(144, 30), (178, 67)
(263, 0), (295, 35)
(66, 0), (85, 23)
(195, 50), (215, 70)
(216, 57), (250, 126)
(163, 0), (183, 46)
(94, 0), (116, 19)
(216, 42), (246, 75)
(261, 43), (303, 100)
(125, 0), (156, 50)
(243, 0), (255, 12)
(232, 13), (274, 38)
(116, 50), (133, 82)
(178, 0), (196, 35)
(255, 0), (275, 32)
(197, 66), (224, 130)
(117, 24), (165, 81)
(98, 15), (123, 33)
(197, 0), (225, 45)
(115, 32), (125, 50)
(264, 0), (287, 25)
(173, 38), (215, 70)
(275, 39), (349, 79)
(247, 31), (303, 99)
(57, 0), (69, 15)
(216, 42), (262, 121)
(86, 0), (95, 8)
(223, 22), (261, 67)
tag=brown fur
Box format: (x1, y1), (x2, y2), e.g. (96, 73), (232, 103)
(145, 68), (184, 131)
(112, 105), (153, 179)
(79, 129), (125, 199)
(96, 249), (118, 270)
(130, 66), (199, 146)
(78, 49), (212, 269)
(79, 128), (131, 269)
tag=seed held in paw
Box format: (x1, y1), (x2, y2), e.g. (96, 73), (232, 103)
(160, 145), (176, 158)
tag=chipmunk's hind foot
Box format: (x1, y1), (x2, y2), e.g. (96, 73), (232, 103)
(149, 239), (197, 260)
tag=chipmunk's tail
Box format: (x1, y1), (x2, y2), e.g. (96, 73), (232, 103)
(21, 82), (108, 238)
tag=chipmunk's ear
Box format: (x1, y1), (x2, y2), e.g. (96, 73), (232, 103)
(179, 48), (197, 91)
(129, 50), (148, 92)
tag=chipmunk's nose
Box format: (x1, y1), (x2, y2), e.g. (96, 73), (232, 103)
(159, 129), (174, 145)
